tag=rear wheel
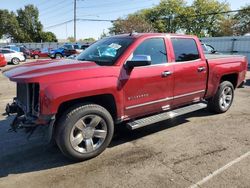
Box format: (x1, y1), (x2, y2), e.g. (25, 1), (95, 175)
(208, 81), (234, 113)
(55, 53), (62, 59)
(11, 57), (20, 65)
(34, 55), (39, 59)
(55, 104), (114, 161)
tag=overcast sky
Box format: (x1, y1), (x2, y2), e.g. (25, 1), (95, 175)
(0, 0), (249, 40)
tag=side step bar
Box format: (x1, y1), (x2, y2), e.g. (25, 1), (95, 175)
(126, 102), (207, 130)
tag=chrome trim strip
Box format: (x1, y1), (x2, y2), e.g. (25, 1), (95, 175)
(125, 90), (205, 110)
(125, 97), (173, 110)
(173, 90), (205, 99)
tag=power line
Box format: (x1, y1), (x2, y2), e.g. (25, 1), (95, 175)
(78, 18), (115, 22)
(40, 1), (72, 15)
(77, 0), (131, 9)
(167, 7), (250, 19)
(43, 9), (73, 26)
(38, 0), (67, 13)
(35, 0), (50, 7)
(45, 19), (74, 29)
(77, 5), (153, 17)
(77, 0), (155, 9)
(44, 18), (114, 29)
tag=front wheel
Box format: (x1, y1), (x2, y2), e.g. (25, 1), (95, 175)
(55, 104), (114, 161)
(208, 81), (234, 113)
(55, 53), (62, 59)
(11, 57), (20, 65)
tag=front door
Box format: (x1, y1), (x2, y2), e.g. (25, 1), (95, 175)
(121, 37), (174, 118)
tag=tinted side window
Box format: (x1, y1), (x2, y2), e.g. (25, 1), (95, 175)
(133, 38), (167, 65)
(64, 45), (73, 50)
(171, 38), (199, 62)
(74, 45), (80, 49)
(1, 50), (11, 54)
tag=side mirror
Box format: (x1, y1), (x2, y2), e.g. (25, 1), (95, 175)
(125, 55), (151, 69)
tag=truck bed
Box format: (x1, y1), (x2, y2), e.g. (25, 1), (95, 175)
(205, 54), (244, 60)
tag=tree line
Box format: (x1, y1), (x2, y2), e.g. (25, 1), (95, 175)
(109, 0), (250, 37)
(0, 5), (57, 43)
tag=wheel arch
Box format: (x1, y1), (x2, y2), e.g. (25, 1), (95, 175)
(220, 73), (238, 89)
(56, 94), (118, 122)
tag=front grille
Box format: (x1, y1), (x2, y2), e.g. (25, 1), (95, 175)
(16, 83), (40, 115)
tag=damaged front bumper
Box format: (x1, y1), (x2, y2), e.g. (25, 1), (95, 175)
(5, 99), (55, 142)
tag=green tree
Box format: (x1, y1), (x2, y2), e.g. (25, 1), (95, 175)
(187, 0), (230, 37)
(0, 5), (57, 42)
(79, 38), (96, 43)
(99, 30), (108, 39)
(216, 16), (236, 36)
(40, 31), (57, 42)
(67, 36), (75, 42)
(0, 10), (25, 42)
(233, 5), (250, 35)
(142, 0), (187, 33)
(16, 5), (43, 42)
(109, 0), (231, 37)
(109, 14), (154, 34)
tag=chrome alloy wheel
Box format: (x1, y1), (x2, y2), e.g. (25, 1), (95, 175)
(70, 115), (107, 153)
(219, 86), (233, 109)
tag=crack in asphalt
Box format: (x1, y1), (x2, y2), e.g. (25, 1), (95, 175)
(173, 147), (227, 165)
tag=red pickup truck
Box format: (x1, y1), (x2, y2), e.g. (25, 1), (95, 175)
(4, 33), (248, 161)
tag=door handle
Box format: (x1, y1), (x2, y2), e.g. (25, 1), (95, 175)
(197, 66), (206, 72)
(162, 71), (172, 77)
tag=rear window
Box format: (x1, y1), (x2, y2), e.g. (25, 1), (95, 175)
(1, 49), (11, 54)
(171, 38), (200, 62)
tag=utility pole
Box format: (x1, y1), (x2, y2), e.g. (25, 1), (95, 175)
(74, 0), (76, 42)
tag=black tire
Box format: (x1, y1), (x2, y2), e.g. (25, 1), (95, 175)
(11, 57), (20, 65)
(55, 53), (63, 59)
(208, 81), (234, 113)
(55, 103), (114, 161)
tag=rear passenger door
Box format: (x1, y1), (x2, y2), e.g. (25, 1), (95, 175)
(171, 38), (207, 107)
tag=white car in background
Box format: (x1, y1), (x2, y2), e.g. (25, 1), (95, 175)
(0, 48), (25, 65)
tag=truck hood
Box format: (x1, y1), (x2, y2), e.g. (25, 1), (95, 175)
(3, 59), (118, 83)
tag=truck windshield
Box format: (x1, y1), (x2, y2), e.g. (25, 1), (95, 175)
(77, 37), (134, 65)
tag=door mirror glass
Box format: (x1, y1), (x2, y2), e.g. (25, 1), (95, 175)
(125, 55), (151, 69)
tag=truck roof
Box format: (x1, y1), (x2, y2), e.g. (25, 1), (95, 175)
(110, 33), (197, 39)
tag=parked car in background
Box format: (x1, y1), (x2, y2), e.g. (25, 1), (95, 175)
(81, 44), (91, 50)
(4, 45), (31, 59)
(0, 48), (25, 65)
(31, 48), (51, 59)
(0, 53), (7, 67)
(48, 44), (82, 59)
(67, 54), (78, 59)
